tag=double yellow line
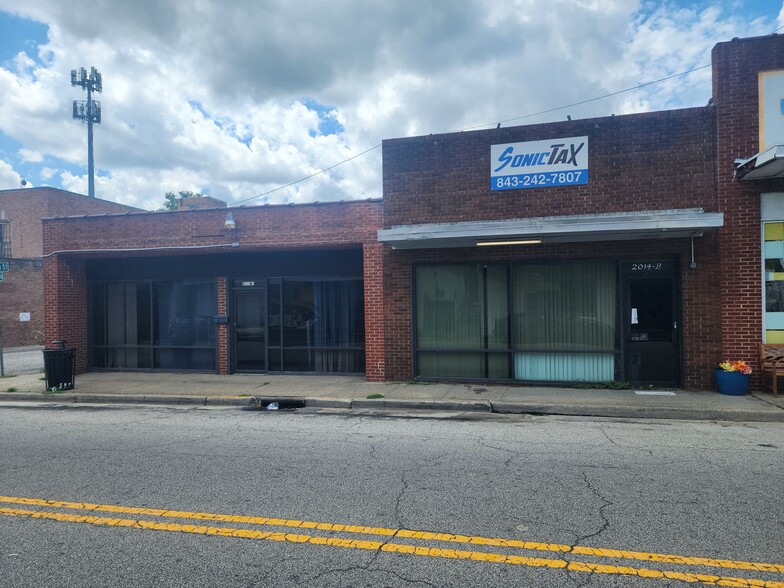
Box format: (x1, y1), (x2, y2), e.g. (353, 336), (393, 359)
(1, 495), (782, 587)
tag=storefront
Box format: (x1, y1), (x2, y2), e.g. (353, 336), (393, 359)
(408, 258), (688, 386)
(43, 200), (385, 379)
(86, 249), (366, 374)
(41, 34), (784, 390)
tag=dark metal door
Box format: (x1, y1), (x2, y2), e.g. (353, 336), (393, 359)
(233, 289), (267, 372)
(623, 261), (680, 387)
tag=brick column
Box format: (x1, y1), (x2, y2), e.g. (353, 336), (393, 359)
(363, 243), (385, 381)
(43, 254), (88, 373)
(712, 38), (784, 389)
(216, 277), (229, 374)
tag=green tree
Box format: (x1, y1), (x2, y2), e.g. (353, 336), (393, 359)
(159, 190), (203, 211)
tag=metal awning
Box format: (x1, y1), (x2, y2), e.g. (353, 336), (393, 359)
(735, 144), (784, 180)
(377, 209), (724, 250)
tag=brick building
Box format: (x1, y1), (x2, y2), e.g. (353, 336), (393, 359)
(41, 34), (784, 390)
(43, 200), (383, 378)
(0, 187), (138, 347)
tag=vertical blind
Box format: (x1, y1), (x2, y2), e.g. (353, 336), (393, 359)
(415, 262), (616, 382)
(512, 262), (615, 381)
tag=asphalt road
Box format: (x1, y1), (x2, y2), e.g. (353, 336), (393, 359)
(0, 405), (782, 587)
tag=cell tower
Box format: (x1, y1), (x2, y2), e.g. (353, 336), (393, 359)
(71, 67), (102, 198)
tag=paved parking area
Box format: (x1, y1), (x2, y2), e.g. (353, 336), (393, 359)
(1, 347), (44, 376)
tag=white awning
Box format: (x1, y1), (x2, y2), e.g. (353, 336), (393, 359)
(735, 144), (784, 180)
(377, 209), (724, 250)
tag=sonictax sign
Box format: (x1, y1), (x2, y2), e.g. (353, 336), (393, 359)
(490, 136), (588, 190)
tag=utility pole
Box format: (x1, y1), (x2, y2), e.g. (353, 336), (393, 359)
(71, 67), (103, 198)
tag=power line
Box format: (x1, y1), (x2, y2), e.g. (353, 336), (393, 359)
(229, 143), (381, 207)
(461, 63), (711, 131)
(231, 63), (712, 206)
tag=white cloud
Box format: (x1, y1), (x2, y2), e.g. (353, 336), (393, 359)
(0, 1), (780, 209)
(0, 159), (22, 189)
(18, 148), (43, 163)
(617, 3), (773, 113)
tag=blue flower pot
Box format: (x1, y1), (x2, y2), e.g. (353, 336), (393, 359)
(714, 369), (750, 396)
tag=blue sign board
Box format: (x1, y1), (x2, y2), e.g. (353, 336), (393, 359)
(490, 136), (589, 190)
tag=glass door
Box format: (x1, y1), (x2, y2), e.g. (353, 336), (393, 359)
(234, 288), (266, 372)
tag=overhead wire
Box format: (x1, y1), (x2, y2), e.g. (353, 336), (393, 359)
(459, 64), (711, 131)
(230, 143), (381, 207)
(227, 55), (744, 205)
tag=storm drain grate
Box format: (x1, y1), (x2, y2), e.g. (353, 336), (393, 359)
(244, 399), (307, 411)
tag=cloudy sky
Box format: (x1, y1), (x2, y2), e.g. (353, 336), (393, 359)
(0, 1), (782, 210)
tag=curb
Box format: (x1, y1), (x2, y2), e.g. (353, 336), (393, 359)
(0, 393), (782, 422)
(0, 392), (251, 406)
(490, 402), (784, 422)
(350, 399), (492, 412)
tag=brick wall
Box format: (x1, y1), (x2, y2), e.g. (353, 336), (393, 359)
(43, 199), (382, 254)
(363, 243), (385, 381)
(43, 200), (384, 378)
(217, 277), (228, 375)
(43, 255), (87, 373)
(382, 108), (717, 229)
(381, 106), (721, 387)
(0, 187), (139, 259)
(0, 259), (44, 348)
(0, 187), (137, 348)
(712, 36), (784, 389)
(39, 35), (784, 389)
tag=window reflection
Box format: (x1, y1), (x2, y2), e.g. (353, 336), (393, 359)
(91, 280), (215, 370)
(276, 280), (365, 373)
(764, 222), (784, 342)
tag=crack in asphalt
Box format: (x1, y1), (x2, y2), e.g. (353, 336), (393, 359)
(598, 426), (617, 445)
(305, 560), (437, 588)
(565, 471), (614, 587)
(378, 567), (438, 587)
(576, 471), (612, 544)
(393, 471), (409, 528)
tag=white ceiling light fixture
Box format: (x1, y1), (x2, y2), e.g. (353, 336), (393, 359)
(225, 212), (238, 247)
(476, 239), (542, 246)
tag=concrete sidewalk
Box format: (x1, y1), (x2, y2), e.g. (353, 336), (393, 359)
(1, 370), (783, 422)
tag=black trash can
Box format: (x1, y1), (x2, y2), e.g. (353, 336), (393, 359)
(43, 341), (76, 391)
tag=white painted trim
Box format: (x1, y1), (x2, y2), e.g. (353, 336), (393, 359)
(378, 209), (724, 250)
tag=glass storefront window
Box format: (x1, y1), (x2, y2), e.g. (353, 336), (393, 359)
(764, 222), (784, 342)
(512, 262), (615, 382)
(416, 265), (483, 351)
(415, 265), (510, 379)
(153, 281), (215, 347)
(91, 279), (216, 370)
(275, 279), (365, 373)
(414, 262), (616, 382)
